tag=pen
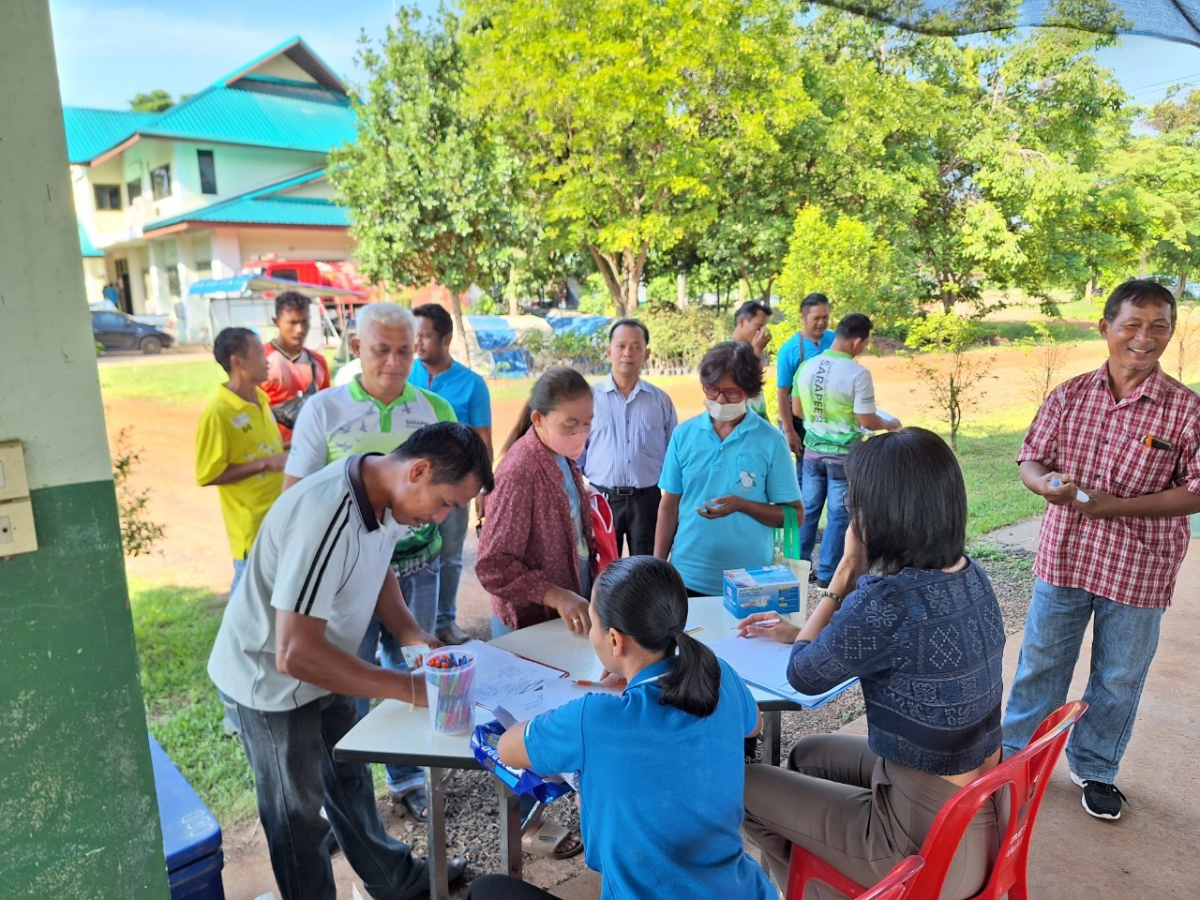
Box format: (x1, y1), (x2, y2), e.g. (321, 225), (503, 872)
(573, 679), (627, 687)
(733, 617), (781, 629)
(1049, 479), (1091, 504)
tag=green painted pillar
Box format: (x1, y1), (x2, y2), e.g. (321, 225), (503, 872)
(0, 2), (170, 897)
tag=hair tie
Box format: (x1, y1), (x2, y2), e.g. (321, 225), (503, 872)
(669, 625), (685, 638)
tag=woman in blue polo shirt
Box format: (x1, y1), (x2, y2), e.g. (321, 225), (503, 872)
(655, 342), (804, 595)
(466, 556), (774, 900)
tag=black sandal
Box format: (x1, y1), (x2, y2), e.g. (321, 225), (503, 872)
(399, 787), (429, 822)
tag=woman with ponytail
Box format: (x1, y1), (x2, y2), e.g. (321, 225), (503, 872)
(477, 367), (598, 637)
(466, 556), (774, 900)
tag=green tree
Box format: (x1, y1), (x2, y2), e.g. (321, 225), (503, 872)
(128, 89), (175, 112)
(330, 7), (527, 354)
(461, 0), (809, 316)
(783, 13), (1128, 314)
(905, 313), (996, 452)
(776, 206), (903, 330)
(1123, 89), (1200, 296)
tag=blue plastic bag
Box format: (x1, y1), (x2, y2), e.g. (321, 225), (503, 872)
(470, 719), (575, 803)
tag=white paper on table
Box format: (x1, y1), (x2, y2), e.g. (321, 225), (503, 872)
(460, 640), (568, 710)
(710, 635), (857, 708)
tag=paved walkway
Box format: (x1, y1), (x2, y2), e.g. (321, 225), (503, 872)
(549, 519), (1200, 899)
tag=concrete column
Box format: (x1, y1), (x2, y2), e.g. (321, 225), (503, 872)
(176, 233), (196, 318)
(147, 239), (167, 314)
(0, 2), (169, 896)
(211, 227), (242, 278)
(127, 247), (148, 314)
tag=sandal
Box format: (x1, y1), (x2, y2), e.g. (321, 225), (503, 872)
(552, 830), (584, 860)
(396, 787), (429, 822)
(522, 818), (584, 860)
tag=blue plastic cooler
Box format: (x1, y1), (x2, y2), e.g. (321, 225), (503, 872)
(148, 735), (226, 900)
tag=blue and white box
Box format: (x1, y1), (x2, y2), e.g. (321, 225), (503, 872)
(722, 564), (802, 617)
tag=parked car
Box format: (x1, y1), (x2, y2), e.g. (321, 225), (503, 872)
(91, 309), (175, 354)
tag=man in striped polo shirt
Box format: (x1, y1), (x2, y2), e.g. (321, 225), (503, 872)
(580, 318), (678, 555)
(208, 423), (492, 900)
(285, 301), (457, 819)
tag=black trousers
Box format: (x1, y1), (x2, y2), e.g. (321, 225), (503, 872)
(595, 485), (661, 557)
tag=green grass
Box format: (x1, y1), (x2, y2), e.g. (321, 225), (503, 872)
(100, 359), (225, 407)
(131, 581), (257, 824)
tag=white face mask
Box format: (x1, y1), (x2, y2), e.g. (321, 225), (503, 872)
(704, 397), (747, 422)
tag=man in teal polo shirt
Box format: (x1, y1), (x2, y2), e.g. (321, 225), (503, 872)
(285, 301), (457, 820)
(655, 342), (803, 595)
(792, 313), (900, 586)
(410, 303), (493, 646)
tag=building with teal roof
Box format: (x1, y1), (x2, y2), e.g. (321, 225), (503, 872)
(68, 37), (359, 318)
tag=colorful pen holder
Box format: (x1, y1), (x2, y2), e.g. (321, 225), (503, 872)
(424, 649), (477, 735)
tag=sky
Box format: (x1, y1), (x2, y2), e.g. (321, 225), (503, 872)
(49, 0), (1200, 111)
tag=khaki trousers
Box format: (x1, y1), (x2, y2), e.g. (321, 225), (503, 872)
(743, 734), (1003, 900)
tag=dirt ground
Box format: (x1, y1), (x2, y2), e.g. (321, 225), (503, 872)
(105, 338), (1115, 899)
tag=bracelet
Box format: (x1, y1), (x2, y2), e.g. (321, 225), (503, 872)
(819, 589), (843, 608)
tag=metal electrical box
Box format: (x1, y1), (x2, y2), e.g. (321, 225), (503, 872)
(0, 441), (37, 556)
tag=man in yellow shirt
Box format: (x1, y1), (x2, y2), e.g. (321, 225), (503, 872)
(196, 327), (288, 593)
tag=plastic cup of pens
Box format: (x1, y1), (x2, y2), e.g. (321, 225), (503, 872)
(424, 649), (477, 735)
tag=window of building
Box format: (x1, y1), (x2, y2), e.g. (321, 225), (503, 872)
(197, 150), (218, 195)
(151, 164), (172, 201)
(127, 177), (143, 204)
(167, 265), (182, 300)
(94, 184), (122, 210)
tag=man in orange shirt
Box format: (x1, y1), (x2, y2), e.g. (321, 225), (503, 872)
(262, 290), (331, 443)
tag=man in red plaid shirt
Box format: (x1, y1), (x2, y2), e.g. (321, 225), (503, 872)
(1002, 279), (1200, 821)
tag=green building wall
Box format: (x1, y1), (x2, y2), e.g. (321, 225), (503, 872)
(0, 2), (170, 896)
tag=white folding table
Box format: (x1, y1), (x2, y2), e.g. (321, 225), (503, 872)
(333, 596), (808, 900)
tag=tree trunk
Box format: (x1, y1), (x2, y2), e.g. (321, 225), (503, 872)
(1176, 271), (1189, 301)
(1138, 248), (1147, 278)
(677, 271), (687, 308)
(505, 265), (520, 317)
(449, 288), (472, 369)
(587, 242), (648, 318)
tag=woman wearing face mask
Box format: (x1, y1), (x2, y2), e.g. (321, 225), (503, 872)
(477, 367), (598, 638)
(654, 342), (804, 596)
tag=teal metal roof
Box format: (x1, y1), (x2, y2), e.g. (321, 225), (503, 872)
(78, 222), (102, 257)
(63, 108), (156, 164)
(144, 168), (349, 232)
(215, 35), (345, 94)
(135, 80), (355, 154)
(62, 37), (356, 163)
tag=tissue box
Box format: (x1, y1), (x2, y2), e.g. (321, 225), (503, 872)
(723, 565), (802, 617)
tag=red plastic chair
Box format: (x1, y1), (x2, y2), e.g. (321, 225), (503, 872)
(786, 700), (1087, 900)
(852, 857), (924, 899)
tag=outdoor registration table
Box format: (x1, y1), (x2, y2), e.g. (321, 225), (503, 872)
(334, 597), (826, 900)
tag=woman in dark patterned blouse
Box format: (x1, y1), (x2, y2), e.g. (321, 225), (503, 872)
(477, 367), (599, 637)
(739, 428), (1007, 900)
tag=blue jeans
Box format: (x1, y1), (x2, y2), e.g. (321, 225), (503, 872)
(1002, 578), (1164, 783)
(231, 557), (247, 595)
(234, 693), (425, 900)
(436, 506), (470, 630)
(356, 559), (441, 795)
(799, 457), (849, 582)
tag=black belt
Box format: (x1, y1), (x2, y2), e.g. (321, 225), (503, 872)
(593, 484), (658, 497)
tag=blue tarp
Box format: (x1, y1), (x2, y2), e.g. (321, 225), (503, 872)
(546, 315), (611, 337)
(188, 274), (364, 298)
(465, 316), (533, 377)
(468, 316), (518, 351)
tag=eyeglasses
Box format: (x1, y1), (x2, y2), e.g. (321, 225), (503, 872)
(702, 384), (747, 403)
(842, 494), (853, 511)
